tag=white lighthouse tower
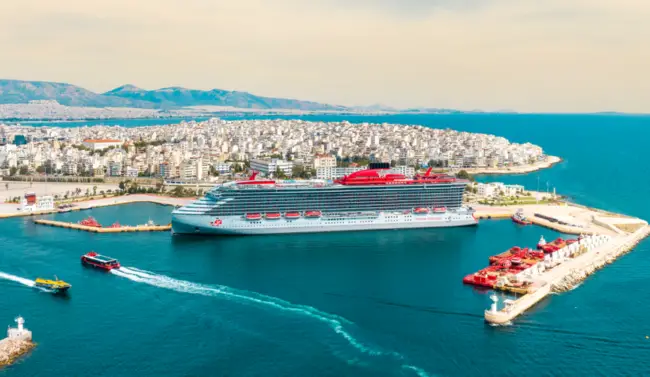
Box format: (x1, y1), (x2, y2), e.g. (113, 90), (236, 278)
(7, 316), (32, 341)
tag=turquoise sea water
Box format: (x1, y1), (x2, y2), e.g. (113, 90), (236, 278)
(1, 114), (650, 376)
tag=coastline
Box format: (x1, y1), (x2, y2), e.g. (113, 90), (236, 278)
(461, 155), (562, 176)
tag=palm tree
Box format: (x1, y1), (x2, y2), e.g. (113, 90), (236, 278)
(93, 186), (97, 196)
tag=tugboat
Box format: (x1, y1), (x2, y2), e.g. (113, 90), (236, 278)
(512, 209), (532, 225)
(79, 216), (101, 228)
(81, 251), (121, 271)
(34, 276), (71, 294)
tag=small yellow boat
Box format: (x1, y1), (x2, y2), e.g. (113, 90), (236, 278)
(34, 276), (71, 294)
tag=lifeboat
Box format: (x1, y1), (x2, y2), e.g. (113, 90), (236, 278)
(265, 213), (281, 220)
(79, 216), (101, 227)
(432, 207), (447, 213)
(511, 257), (522, 265)
(81, 251), (120, 271)
(246, 213), (262, 221)
(284, 212), (301, 219)
(413, 207), (429, 214)
(108, 221), (121, 228)
(305, 210), (322, 218)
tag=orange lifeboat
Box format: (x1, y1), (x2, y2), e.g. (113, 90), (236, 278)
(285, 212), (301, 219)
(413, 207), (429, 215)
(433, 207), (447, 213)
(245, 213), (262, 221)
(108, 221), (121, 228)
(265, 213), (281, 220)
(305, 210), (322, 218)
(79, 216), (101, 227)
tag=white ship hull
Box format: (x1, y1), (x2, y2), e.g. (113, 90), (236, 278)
(172, 210), (478, 236)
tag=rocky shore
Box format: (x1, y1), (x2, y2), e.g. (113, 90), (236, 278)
(0, 338), (35, 367)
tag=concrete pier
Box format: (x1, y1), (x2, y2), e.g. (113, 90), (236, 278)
(34, 219), (171, 233)
(484, 226), (650, 324)
(0, 317), (35, 367)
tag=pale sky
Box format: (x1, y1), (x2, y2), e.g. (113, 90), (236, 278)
(1, 0), (648, 112)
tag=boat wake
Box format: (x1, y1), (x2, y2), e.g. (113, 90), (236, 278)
(112, 266), (430, 376)
(0, 271), (35, 287)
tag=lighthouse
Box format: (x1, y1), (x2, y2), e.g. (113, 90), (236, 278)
(7, 316), (32, 341)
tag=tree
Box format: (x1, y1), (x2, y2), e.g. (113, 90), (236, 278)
(118, 181), (126, 192)
(171, 186), (185, 197)
(4, 183), (8, 191)
(456, 170), (475, 182)
(275, 167), (286, 179)
(9, 167), (18, 176)
(36, 166), (46, 174)
(93, 186), (97, 196)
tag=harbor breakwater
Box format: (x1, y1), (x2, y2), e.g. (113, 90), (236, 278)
(551, 226), (650, 293)
(485, 226), (650, 324)
(33, 219), (171, 233)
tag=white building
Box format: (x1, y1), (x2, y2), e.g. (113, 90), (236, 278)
(316, 166), (363, 180)
(125, 167), (139, 177)
(213, 162), (232, 174)
(477, 182), (525, 197)
(251, 158), (293, 177)
(20, 193), (54, 213)
(82, 139), (122, 151)
(313, 155), (336, 169)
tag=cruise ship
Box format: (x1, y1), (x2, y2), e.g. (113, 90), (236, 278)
(172, 168), (477, 235)
(171, 166), (477, 235)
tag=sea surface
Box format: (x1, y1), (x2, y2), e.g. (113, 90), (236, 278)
(1, 114), (650, 376)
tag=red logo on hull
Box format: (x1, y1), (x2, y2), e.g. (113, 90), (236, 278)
(211, 219), (223, 226)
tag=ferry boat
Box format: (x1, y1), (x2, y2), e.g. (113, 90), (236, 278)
(171, 165), (477, 236)
(512, 209), (532, 225)
(81, 252), (121, 271)
(34, 277), (71, 294)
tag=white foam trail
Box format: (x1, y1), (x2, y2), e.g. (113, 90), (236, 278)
(403, 365), (432, 377)
(0, 271), (35, 287)
(112, 267), (427, 375)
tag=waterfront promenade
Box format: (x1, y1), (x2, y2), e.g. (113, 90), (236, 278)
(0, 194), (193, 218)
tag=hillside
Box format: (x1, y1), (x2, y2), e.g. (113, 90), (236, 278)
(0, 79), (346, 111)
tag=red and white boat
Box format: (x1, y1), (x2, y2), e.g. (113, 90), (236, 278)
(81, 251), (120, 271)
(108, 221), (121, 228)
(265, 213), (281, 220)
(245, 213), (262, 221)
(512, 210), (532, 225)
(79, 216), (101, 228)
(413, 207), (429, 214)
(305, 210), (322, 218)
(284, 212), (301, 219)
(432, 207), (447, 213)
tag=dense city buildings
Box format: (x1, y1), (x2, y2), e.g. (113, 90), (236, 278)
(0, 118), (546, 181)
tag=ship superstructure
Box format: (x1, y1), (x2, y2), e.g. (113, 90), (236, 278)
(172, 168), (477, 235)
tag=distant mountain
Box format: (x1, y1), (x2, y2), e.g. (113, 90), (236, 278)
(0, 79), (347, 111)
(104, 85), (346, 111)
(0, 79), (155, 108)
